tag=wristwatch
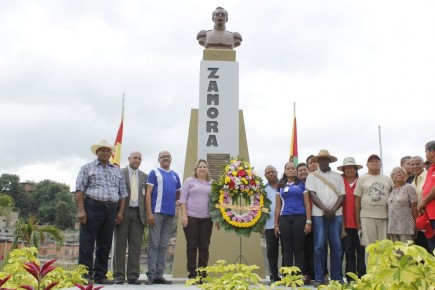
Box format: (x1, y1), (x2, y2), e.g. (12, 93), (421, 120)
(306, 219), (312, 224)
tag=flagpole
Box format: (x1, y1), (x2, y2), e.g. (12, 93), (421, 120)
(109, 93), (125, 272)
(378, 125), (383, 174)
(289, 102), (298, 165)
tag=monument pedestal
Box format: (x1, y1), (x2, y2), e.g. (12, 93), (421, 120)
(172, 109), (265, 278)
(172, 49), (265, 278)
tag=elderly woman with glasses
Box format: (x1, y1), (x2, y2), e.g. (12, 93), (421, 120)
(388, 167), (418, 242)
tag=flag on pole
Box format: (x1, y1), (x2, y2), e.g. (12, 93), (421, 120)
(289, 102), (298, 165)
(110, 94), (124, 166)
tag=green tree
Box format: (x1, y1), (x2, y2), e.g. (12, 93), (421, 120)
(13, 215), (64, 249)
(0, 193), (15, 217)
(0, 173), (33, 219)
(31, 180), (76, 229)
(54, 200), (76, 230)
(0, 174), (20, 197)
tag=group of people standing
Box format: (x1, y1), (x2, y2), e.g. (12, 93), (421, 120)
(76, 140), (214, 285)
(75, 139), (435, 286)
(264, 141), (435, 287)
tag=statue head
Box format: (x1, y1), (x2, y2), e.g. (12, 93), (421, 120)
(212, 7), (228, 28)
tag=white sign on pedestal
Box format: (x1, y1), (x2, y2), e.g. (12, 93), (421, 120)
(198, 61), (239, 159)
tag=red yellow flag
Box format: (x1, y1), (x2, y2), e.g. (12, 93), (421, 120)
(289, 103), (298, 165)
(110, 95), (124, 166)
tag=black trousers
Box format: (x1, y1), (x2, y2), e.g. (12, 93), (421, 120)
(79, 199), (117, 280)
(265, 229), (280, 279)
(182, 216), (213, 278)
(341, 228), (366, 279)
(279, 214), (306, 270)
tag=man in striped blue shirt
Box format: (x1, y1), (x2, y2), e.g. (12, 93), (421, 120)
(145, 150), (181, 285)
(76, 140), (128, 285)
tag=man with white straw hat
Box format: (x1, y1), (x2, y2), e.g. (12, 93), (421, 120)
(305, 149), (345, 287)
(76, 139), (128, 285)
(337, 157), (366, 280)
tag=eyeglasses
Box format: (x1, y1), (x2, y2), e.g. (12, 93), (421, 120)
(159, 155), (171, 159)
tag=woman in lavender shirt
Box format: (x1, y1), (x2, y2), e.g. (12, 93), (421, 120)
(180, 159), (213, 279)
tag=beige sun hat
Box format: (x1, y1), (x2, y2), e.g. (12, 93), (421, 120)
(91, 140), (115, 156)
(311, 149), (338, 163)
(337, 157), (363, 171)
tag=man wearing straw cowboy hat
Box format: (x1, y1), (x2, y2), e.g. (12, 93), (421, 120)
(305, 149), (345, 287)
(76, 140), (128, 284)
(337, 157), (366, 280)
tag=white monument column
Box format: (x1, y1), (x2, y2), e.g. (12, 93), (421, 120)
(198, 61), (239, 159)
(172, 7), (265, 279)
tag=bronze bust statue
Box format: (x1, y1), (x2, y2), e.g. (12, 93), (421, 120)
(197, 7), (242, 50)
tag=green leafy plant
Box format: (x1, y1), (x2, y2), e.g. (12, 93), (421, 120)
(186, 260), (265, 289)
(271, 266), (306, 289)
(320, 240), (435, 290)
(0, 247), (88, 289)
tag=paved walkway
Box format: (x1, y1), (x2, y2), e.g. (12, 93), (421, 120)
(63, 275), (316, 289)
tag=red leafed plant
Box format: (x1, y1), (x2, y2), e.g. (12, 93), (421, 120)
(74, 283), (104, 290)
(0, 275), (14, 290)
(20, 259), (59, 290)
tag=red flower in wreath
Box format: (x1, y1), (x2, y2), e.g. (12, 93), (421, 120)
(228, 180), (235, 189)
(250, 179), (256, 186)
(237, 170), (246, 177)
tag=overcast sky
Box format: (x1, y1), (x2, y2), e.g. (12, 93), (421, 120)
(1, 0), (434, 190)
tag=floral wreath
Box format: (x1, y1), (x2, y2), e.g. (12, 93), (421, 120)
(209, 158), (271, 237)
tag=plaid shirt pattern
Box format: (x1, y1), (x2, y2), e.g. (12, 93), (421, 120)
(76, 159), (128, 202)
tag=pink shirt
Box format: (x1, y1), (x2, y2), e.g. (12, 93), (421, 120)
(179, 177), (212, 218)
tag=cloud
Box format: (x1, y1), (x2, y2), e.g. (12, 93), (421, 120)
(0, 0), (434, 189)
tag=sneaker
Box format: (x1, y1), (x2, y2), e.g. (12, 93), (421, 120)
(93, 278), (115, 285)
(128, 279), (141, 285)
(145, 276), (154, 285)
(303, 274), (311, 285)
(270, 276), (281, 282)
(154, 276), (172, 284)
(313, 280), (325, 287)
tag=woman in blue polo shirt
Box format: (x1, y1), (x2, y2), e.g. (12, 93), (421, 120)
(275, 161), (312, 272)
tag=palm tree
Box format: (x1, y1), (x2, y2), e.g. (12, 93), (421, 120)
(13, 215), (64, 249)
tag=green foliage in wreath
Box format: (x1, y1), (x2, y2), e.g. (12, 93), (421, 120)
(209, 158), (271, 238)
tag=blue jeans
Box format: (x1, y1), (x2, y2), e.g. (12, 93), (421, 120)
(146, 213), (174, 279)
(79, 199), (117, 280)
(313, 215), (343, 282)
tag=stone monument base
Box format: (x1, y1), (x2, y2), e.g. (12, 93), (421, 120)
(172, 109), (265, 278)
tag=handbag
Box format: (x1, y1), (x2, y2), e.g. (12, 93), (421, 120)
(311, 172), (347, 238)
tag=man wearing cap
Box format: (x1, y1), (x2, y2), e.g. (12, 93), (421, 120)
(145, 150), (181, 285)
(354, 154), (393, 259)
(417, 140), (435, 252)
(113, 151), (147, 285)
(305, 149), (345, 286)
(338, 157), (366, 279)
(76, 140), (128, 284)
